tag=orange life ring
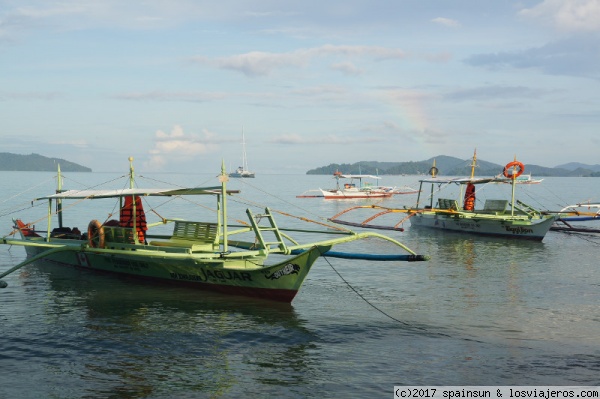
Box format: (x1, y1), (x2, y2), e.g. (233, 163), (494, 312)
(87, 219), (105, 248)
(503, 161), (525, 179)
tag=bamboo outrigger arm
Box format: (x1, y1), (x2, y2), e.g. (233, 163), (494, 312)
(0, 242), (77, 288)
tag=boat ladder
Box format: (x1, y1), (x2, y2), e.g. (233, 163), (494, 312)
(515, 199), (542, 218)
(246, 207), (289, 254)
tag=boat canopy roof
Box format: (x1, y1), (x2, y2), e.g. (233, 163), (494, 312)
(418, 177), (505, 185)
(37, 186), (240, 200)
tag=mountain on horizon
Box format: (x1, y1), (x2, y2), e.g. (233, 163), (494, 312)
(555, 162), (600, 172)
(307, 156), (598, 177)
(0, 153), (92, 172)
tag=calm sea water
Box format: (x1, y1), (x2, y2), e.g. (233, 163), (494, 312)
(0, 170), (599, 398)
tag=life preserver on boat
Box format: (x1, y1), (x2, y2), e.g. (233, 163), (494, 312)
(503, 161), (524, 179)
(87, 219), (105, 248)
(429, 166), (439, 177)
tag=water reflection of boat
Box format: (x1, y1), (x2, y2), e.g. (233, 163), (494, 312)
(37, 260), (297, 320)
(20, 259), (308, 397)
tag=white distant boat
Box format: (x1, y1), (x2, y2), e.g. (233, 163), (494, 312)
(495, 172), (543, 184)
(229, 130), (255, 178)
(319, 173), (392, 199)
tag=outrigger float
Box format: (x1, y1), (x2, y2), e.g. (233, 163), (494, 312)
(0, 158), (429, 302)
(547, 203), (600, 234)
(329, 152), (556, 241)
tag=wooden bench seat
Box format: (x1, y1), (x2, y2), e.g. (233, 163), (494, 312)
(149, 221), (219, 251)
(104, 225), (137, 244)
(437, 198), (459, 210)
(482, 199), (508, 214)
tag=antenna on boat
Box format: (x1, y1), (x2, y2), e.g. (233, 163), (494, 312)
(241, 126), (249, 173)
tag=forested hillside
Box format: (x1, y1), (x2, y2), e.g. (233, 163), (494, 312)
(306, 156), (592, 177)
(0, 153), (91, 172)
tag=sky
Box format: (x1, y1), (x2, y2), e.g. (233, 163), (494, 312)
(1, 0), (599, 174)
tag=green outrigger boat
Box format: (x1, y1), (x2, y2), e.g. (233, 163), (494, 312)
(0, 158), (428, 302)
(329, 153), (556, 241)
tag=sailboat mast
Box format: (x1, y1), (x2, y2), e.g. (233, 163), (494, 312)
(242, 127), (248, 172)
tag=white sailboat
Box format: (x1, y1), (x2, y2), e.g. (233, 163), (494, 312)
(229, 129), (255, 178)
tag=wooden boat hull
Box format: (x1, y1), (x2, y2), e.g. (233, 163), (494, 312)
(409, 212), (555, 240)
(18, 239), (330, 302)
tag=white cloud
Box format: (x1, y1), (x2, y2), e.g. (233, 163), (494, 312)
(269, 133), (381, 145)
(330, 61), (364, 75)
(291, 85), (347, 96)
(191, 44), (407, 77)
(465, 36), (600, 79)
(0, 91), (61, 101)
(114, 91), (228, 102)
(49, 139), (89, 148)
(444, 86), (549, 101)
(147, 125), (220, 169)
(520, 0), (600, 32)
(431, 17), (461, 28)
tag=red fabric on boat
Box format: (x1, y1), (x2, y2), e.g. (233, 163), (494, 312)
(463, 183), (476, 211)
(15, 219), (41, 237)
(119, 196), (148, 243)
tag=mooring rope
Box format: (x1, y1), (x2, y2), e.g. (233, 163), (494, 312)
(557, 230), (600, 245)
(321, 255), (442, 334)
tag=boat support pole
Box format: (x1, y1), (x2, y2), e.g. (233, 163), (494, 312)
(220, 160), (228, 253)
(0, 245), (74, 288)
(57, 164), (63, 229)
(511, 168), (517, 217)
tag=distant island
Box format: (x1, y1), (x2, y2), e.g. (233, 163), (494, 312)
(0, 153), (92, 172)
(307, 155), (600, 177)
